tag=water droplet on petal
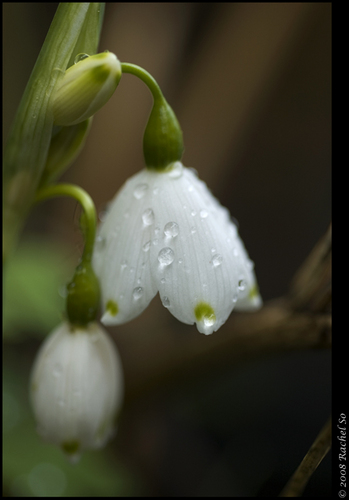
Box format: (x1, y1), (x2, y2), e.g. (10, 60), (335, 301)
(168, 161), (183, 178)
(132, 287), (143, 300)
(95, 235), (106, 251)
(142, 241), (151, 252)
(200, 209), (208, 219)
(246, 259), (255, 271)
(211, 254), (223, 267)
(190, 227), (197, 235)
(133, 183), (148, 199)
(238, 279), (246, 291)
(164, 221), (179, 238)
(203, 315), (215, 328)
(98, 209), (108, 222)
(158, 247), (174, 266)
(142, 208), (155, 226)
(74, 53), (89, 64)
(162, 296), (171, 308)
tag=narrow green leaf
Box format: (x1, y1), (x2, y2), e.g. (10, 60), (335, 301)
(3, 3), (105, 263)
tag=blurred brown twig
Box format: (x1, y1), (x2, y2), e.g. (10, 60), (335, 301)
(279, 416), (332, 497)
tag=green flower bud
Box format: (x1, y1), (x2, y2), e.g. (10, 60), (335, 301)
(53, 52), (121, 126)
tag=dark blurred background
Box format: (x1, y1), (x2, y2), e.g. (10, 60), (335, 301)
(3, 3), (331, 497)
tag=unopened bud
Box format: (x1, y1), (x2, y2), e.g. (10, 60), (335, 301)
(53, 52), (121, 126)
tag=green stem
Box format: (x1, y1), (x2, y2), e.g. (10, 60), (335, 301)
(35, 183), (97, 263)
(120, 63), (164, 102)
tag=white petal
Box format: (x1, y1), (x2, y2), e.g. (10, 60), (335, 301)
(93, 170), (159, 325)
(229, 230), (262, 311)
(146, 166), (249, 333)
(30, 322), (123, 461)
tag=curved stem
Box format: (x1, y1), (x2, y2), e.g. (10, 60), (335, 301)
(120, 62), (184, 170)
(120, 62), (163, 102)
(35, 183), (97, 263)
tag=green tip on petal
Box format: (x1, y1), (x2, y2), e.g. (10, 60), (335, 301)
(106, 300), (119, 317)
(61, 440), (81, 463)
(249, 284), (259, 299)
(194, 302), (216, 334)
(61, 439), (80, 456)
(91, 63), (110, 84)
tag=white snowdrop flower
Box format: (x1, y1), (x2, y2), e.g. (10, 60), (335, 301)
(30, 321), (123, 463)
(93, 162), (262, 335)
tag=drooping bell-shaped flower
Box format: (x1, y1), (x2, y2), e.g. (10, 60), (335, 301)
(93, 63), (262, 334)
(93, 162), (262, 335)
(30, 321), (123, 463)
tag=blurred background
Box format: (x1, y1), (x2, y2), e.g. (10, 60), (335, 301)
(3, 2), (331, 497)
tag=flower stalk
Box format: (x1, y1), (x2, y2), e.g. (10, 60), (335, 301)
(35, 183), (100, 326)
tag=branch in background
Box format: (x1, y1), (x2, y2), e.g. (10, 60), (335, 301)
(279, 417), (332, 497)
(289, 224), (331, 313)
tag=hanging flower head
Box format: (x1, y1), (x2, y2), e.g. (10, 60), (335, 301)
(30, 321), (123, 463)
(29, 189), (123, 462)
(92, 63), (262, 335)
(93, 162), (261, 335)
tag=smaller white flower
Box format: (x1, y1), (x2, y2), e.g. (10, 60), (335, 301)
(93, 162), (262, 335)
(30, 321), (123, 462)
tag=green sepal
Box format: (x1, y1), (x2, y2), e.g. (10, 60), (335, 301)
(66, 261), (100, 327)
(143, 97), (184, 171)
